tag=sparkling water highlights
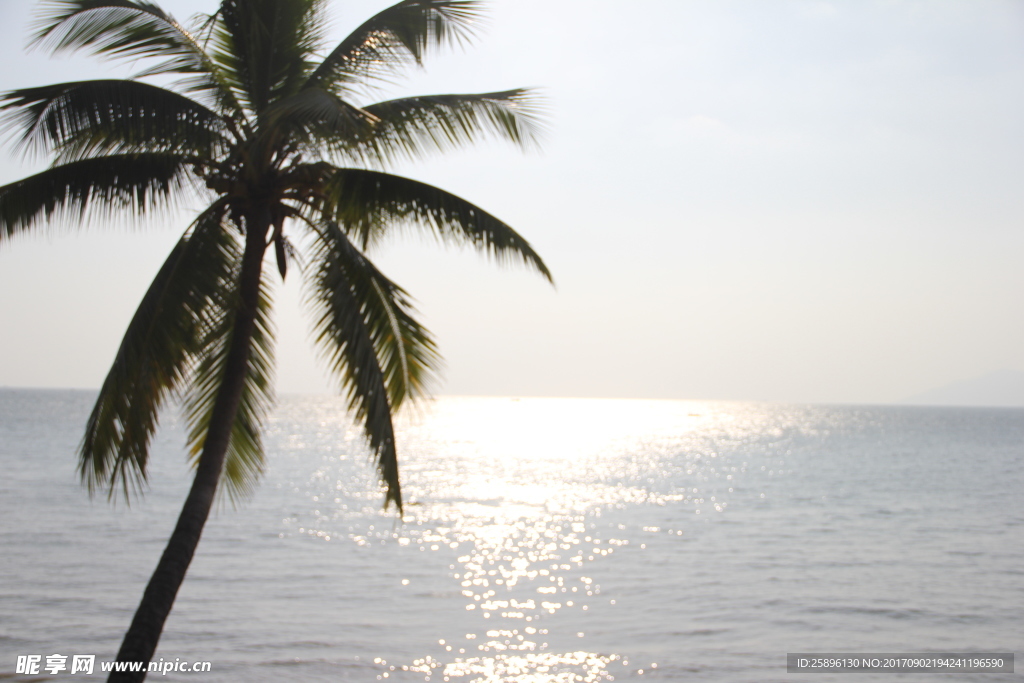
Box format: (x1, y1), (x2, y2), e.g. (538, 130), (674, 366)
(273, 397), (721, 681)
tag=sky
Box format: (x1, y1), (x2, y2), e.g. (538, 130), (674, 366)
(0, 0), (1022, 404)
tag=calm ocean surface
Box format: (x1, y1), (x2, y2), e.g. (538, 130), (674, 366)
(1, 389), (1021, 682)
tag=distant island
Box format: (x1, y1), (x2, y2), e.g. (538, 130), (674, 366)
(901, 369), (1024, 408)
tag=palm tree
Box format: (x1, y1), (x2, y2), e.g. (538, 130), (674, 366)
(0, 0), (550, 679)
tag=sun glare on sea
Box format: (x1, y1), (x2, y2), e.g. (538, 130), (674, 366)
(395, 397), (708, 505)
(275, 395), (756, 682)
(360, 397), (722, 681)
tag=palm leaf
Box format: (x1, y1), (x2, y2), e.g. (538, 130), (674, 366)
(182, 251), (276, 505)
(31, 0), (242, 114)
(304, 0), (483, 93)
(1, 79), (229, 160)
(213, 0), (326, 114)
(79, 202), (234, 500)
(308, 219), (440, 409)
(254, 88), (377, 160)
(319, 168), (552, 282)
(356, 89), (545, 163)
(305, 221), (418, 509)
(0, 153), (194, 241)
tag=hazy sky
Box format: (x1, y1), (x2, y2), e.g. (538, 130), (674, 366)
(1, 0), (1022, 404)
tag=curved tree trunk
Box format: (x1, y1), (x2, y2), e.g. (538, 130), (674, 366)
(109, 222), (268, 683)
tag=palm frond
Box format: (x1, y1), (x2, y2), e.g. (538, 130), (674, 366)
(305, 221), (420, 509)
(0, 153), (195, 241)
(356, 89), (545, 163)
(79, 202), (234, 500)
(319, 168), (552, 282)
(309, 219), (441, 410)
(183, 256), (276, 505)
(1, 80), (230, 160)
(31, 0), (242, 114)
(214, 0), (327, 114)
(256, 88), (377, 157)
(305, 0), (483, 92)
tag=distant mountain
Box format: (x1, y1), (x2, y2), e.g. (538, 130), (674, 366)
(902, 370), (1024, 408)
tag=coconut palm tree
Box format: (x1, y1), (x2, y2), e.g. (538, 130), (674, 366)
(0, 0), (550, 679)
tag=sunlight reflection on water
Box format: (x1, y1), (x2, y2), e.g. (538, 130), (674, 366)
(273, 397), (751, 682)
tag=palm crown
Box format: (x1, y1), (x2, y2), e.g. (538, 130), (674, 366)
(1, 0), (550, 510)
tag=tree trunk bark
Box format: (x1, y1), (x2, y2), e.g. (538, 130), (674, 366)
(108, 221), (268, 683)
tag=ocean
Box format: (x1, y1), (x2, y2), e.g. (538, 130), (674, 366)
(1, 389), (1020, 682)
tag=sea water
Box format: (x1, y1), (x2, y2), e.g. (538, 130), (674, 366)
(0, 389), (1020, 682)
